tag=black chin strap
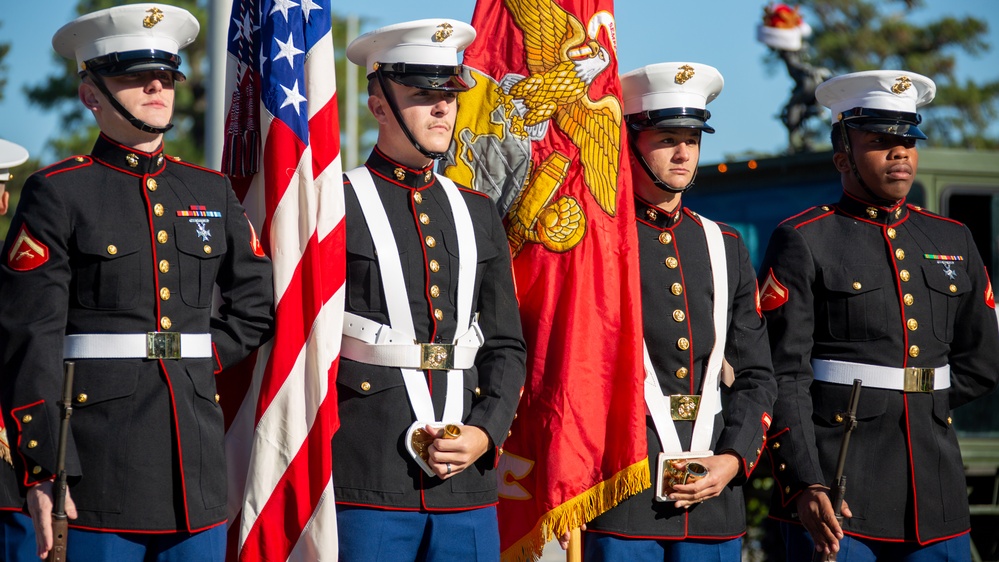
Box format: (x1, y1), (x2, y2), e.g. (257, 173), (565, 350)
(86, 70), (173, 135)
(375, 70), (445, 161)
(629, 136), (696, 194)
(838, 122), (896, 206)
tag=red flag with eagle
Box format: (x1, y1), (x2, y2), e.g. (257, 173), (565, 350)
(220, 0), (344, 559)
(442, 1), (647, 560)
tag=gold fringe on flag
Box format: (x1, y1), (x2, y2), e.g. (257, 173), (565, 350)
(500, 458), (651, 562)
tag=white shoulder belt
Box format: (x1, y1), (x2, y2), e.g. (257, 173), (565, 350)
(643, 215), (727, 455)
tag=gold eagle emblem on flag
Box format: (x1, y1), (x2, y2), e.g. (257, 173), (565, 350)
(446, 0), (622, 257)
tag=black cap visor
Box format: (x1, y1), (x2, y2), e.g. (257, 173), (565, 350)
(83, 49), (186, 82)
(840, 107), (926, 140)
(626, 107), (715, 134)
(374, 62), (470, 92)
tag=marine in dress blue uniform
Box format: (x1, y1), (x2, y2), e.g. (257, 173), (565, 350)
(0, 5), (274, 561)
(0, 137), (36, 562)
(759, 70), (999, 561)
(333, 19), (527, 562)
(583, 63), (776, 561)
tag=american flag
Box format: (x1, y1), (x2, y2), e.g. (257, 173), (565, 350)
(221, 0), (344, 559)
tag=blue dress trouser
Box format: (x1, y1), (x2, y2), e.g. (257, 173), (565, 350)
(583, 532), (742, 562)
(336, 505), (500, 562)
(782, 522), (971, 562)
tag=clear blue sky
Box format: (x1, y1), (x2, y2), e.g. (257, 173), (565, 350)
(2, 0), (998, 166)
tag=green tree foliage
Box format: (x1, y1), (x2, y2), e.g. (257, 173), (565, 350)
(767, 0), (999, 150)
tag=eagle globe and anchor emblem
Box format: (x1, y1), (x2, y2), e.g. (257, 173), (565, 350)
(443, 0), (623, 258)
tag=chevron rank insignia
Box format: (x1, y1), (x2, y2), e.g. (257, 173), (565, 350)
(7, 225), (49, 271)
(760, 268), (789, 311)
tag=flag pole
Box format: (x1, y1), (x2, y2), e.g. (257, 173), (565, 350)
(566, 529), (582, 562)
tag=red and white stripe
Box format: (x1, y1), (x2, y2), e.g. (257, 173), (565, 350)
(221, 5), (344, 561)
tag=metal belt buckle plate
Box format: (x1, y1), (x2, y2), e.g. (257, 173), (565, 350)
(670, 395), (701, 421)
(147, 332), (182, 360)
(903, 367), (935, 392)
(420, 343), (455, 370)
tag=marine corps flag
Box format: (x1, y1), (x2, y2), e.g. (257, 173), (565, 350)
(443, 1), (648, 560)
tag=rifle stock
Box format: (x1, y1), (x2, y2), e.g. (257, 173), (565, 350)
(47, 361), (74, 562)
(813, 378), (862, 562)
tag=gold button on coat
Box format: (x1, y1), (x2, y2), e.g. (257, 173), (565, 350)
(430, 285), (440, 298)
(947, 416), (952, 425)
(909, 345), (920, 358)
(671, 283), (683, 296)
(107, 245), (118, 255)
(907, 318), (918, 331)
(27, 440), (37, 449)
(900, 270), (910, 282)
(154, 203), (165, 217)
(659, 232), (672, 245)
(414, 192), (423, 204)
(146, 178), (158, 191)
(215, 394), (220, 403)
(852, 281), (862, 290)
(32, 466), (42, 475)
(895, 248), (905, 260)
(887, 228), (897, 239)
(665, 257), (678, 269)
(675, 367), (688, 379)
(425, 236), (436, 248)
(160, 287), (171, 300)
(672, 310), (685, 322)
(434, 309), (444, 321)
(474, 387), (481, 396)
(159, 260), (170, 273)
(21, 415), (32, 423)
(429, 260), (440, 272)
(204, 245), (212, 254)
(834, 413), (843, 423)
(949, 284), (957, 293)
(157, 230), (168, 244)
(779, 463), (786, 471)
(360, 381), (371, 391)
(161, 316), (172, 330)
(419, 213), (430, 225)
(76, 394), (88, 404)
(904, 294), (914, 306)
(677, 338), (690, 351)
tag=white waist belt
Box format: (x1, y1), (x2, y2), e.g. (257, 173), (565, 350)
(341, 312), (483, 370)
(812, 359), (950, 392)
(64, 333), (213, 360)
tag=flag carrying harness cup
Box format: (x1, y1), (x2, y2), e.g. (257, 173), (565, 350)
(341, 167), (483, 476)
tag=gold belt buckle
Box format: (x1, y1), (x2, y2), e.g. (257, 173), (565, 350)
(420, 343), (455, 370)
(903, 367), (935, 392)
(670, 395), (701, 421)
(147, 332), (181, 360)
